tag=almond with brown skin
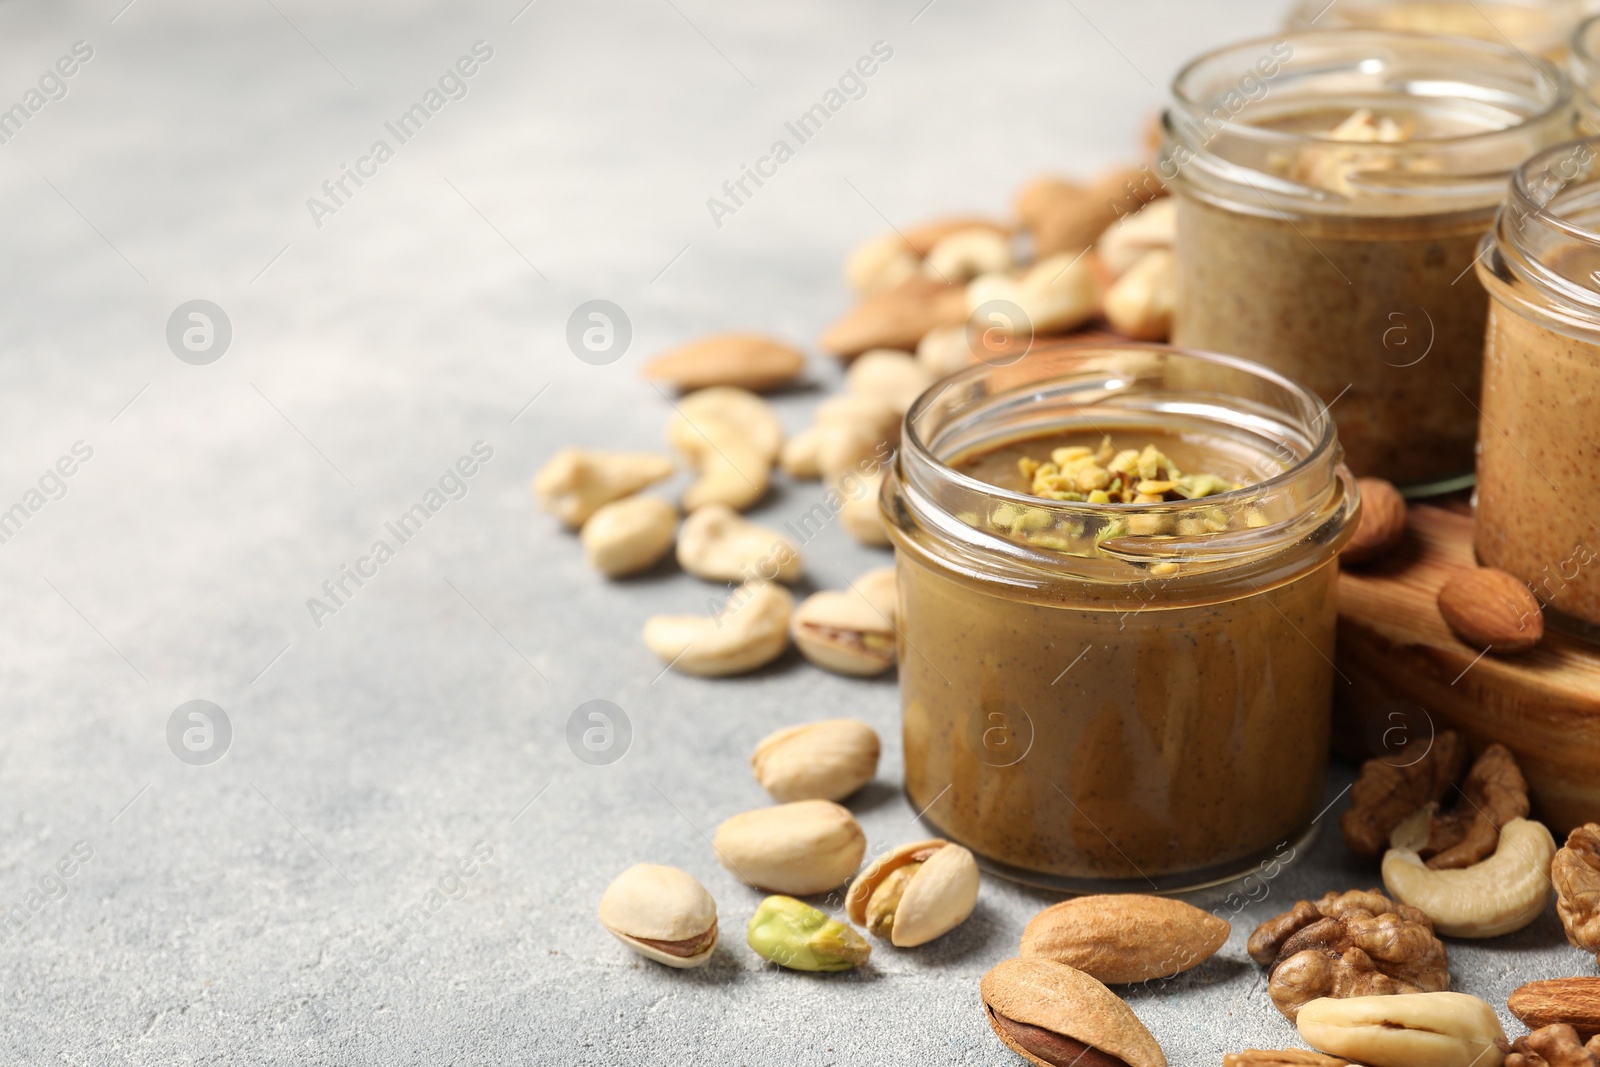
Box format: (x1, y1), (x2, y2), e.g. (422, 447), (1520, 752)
(643, 334), (805, 393)
(1020, 894), (1229, 984)
(1509, 978), (1600, 1039)
(821, 276), (968, 358)
(981, 958), (1167, 1067)
(1437, 567), (1544, 653)
(1340, 477), (1407, 565)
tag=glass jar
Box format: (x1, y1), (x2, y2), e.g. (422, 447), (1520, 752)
(1289, 0), (1594, 59)
(880, 343), (1359, 892)
(1574, 15), (1600, 130)
(1164, 31), (1574, 494)
(1475, 137), (1600, 637)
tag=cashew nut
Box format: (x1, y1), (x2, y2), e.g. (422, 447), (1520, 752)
(968, 254), (1096, 337)
(779, 395), (898, 481)
(923, 227), (1014, 284)
(533, 447), (675, 527)
(642, 580), (793, 677)
(667, 387), (782, 464)
(1104, 249), (1175, 342)
(839, 469), (890, 546)
(1097, 198), (1176, 277)
(916, 324), (976, 377)
(1382, 816), (1556, 938)
(580, 496), (677, 577)
(846, 349), (933, 416)
(1297, 992), (1507, 1067)
(677, 504), (801, 584)
(846, 231), (921, 296)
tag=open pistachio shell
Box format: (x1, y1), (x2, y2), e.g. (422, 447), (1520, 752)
(598, 863), (718, 969)
(846, 838), (980, 946)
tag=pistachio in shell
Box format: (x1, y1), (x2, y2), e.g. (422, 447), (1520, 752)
(712, 799), (866, 895)
(597, 863), (718, 968)
(846, 838), (980, 947)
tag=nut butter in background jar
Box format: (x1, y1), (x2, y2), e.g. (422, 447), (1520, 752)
(880, 343), (1359, 892)
(1164, 31), (1574, 494)
(1289, 0), (1595, 59)
(1475, 137), (1600, 636)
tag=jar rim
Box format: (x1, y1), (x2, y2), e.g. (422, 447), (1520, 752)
(1165, 29), (1574, 218)
(903, 344), (1339, 517)
(1172, 29), (1569, 150)
(1485, 136), (1600, 316)
(892, 342), (1356, 582)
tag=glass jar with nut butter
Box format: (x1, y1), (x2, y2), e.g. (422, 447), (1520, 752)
(1164, 31), (1575, 494)
(879, 343), (1359, 892)
(1475, 137), (1600, 637)
(1289, 0), (1595, 59)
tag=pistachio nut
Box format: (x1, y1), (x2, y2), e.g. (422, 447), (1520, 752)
(750, 718), (880, 802)
(924, 227), (1014, 284)
(666, 386), (783, 463)
(1382, 817), (1555, 938)
(792, 585), (896, 676)
(855, 565), (897, 619)
(839, 469), (891, 546)
(597, 863), (718, 968)
(642, 580), (792, 677)
(579, 496), (677, 578)
(981, 957), (1167, 1067)
(846, 838), (980, 947)
(676, 504), (801, 584)
(713, 799), (866, 895)
(533, 447), (675, 527)
(846, 349), (934, 416)
(746, 895), (870, 972)
(1297, 992), (1508, 1067)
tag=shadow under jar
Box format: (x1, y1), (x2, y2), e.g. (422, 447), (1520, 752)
(1475, 137), (1600, 637)
(1165, 31), (1574, 494)
(880, 343), (1359, 893)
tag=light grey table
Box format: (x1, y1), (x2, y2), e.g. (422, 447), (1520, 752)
(0, 1), (1585, 1063)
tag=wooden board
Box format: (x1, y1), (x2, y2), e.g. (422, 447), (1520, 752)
(1336, 504), (1600, 835)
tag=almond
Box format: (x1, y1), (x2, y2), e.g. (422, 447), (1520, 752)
(820, 276), (968, 358)
(1025, 166), (1166, 258)
(1509, 978), (1600, 1039)
(1020, 894), (1229, 985)
(1436, 566), (1544, 653)
(1340, 477), (1407, 565)
(643, 333), (805, 393)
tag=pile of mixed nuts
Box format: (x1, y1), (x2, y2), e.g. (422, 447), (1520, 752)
(538, 159), (1598, 1064)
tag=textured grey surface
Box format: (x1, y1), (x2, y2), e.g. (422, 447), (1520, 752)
(0, 1), (1590, 1064)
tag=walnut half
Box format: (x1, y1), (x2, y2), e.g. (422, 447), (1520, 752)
(1506, 1024), (1600, 1067)
(1246, 888), (1449, 1021)
(1554, 824), (1600, 966)
(1341, 730), (1467, 858)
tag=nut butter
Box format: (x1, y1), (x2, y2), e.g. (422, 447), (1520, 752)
(1475, 138), (1600, 636)
(881, 344), (1358, 891)
(1165, 32), (1574, 492)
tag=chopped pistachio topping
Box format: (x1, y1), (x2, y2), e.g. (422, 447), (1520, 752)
(1017, 436), (1239, 505)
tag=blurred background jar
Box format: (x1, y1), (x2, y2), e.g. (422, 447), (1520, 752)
(1164, 31), (1574, 494)
(1289, 0), (1597, 59)
(1475, 136), (1600, 637)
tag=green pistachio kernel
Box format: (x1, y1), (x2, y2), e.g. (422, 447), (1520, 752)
(747, 895), (871, 972)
